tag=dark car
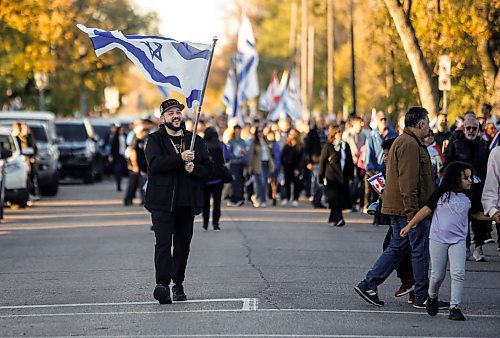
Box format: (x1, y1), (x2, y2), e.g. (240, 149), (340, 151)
(55, 119), (103, 184)
(90, 118), (117, 175)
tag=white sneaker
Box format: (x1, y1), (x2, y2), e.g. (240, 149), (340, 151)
(260, 202), (267, 208)
(292, 200), (299, 207)
(280, 199), (288, 206)
(473, 246), (486, 262)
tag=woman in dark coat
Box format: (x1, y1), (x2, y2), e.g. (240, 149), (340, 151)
(280, 128), (304, 207)
(110, 126), (128, 191)
(202, 127), (226, 230)
(319, 124), (354, 226)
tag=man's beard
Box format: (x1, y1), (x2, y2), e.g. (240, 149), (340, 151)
(164, 121), (182, 132)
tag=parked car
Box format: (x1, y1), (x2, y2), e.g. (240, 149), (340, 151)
(0, 148), (13, 220)
(0, 128), (30, 207)
(89, 118), (117, 175)
(0, 111), (60, 196)
(55, 119), (103, 183)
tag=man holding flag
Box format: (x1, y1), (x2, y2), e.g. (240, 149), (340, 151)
(144, 98), (212, 304)
(77, 24), (217, 304)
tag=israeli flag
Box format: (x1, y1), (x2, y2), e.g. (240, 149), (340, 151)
(236, 15), (259, 103)
(222, 70), (238, 117)
(77, 24), (212, 110)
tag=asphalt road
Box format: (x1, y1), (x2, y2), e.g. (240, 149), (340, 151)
(0, 178), (499, 337)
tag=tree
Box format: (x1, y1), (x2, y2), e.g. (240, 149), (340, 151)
(384, 0), (440, 120)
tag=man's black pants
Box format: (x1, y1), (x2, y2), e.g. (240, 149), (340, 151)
(151, 207), (194, 287)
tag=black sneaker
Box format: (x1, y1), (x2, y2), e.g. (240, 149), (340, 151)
(426, 295), (439, 316)
(172, 284), (187, 301)
(449, 307), (466, 321)
(213, 224), (221, 231)
(202, 224), (208, 230)
(414, 298), (449, 310)
(354, 283), (384, 306)
(153, 284), (171, 304)
(335, 219), (346, 227)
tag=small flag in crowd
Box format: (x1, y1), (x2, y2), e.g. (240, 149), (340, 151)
(259, 71), (281, 112)
(77, 24), (212, 110)
(236, 15), (259, 104)
(268, 69), (303, 121)
(222, 70), (238, 117)
(368, 172), (385, 196)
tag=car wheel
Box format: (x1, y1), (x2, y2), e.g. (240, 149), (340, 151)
(40, 172), (59, 196)
(83, 164), (94, 184)
(17, 188), (29, 208)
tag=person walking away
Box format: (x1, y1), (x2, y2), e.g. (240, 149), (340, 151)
(227, 125), (246, 206)
(319, 124), (354, 227)
(401, 162), (492, 320)
(110, 126), (127, 191)
(344, 115), (364, 211)
(144, 98), (212, 304)
(280, 128), (304, 207)
(354, 107), (442, 309)
(202, 127), (226, 230)
(264, 127), (281, 206)
(305, 115), (328, 208)
(123, 126), (149, 206)
(248, 128), (275, 208)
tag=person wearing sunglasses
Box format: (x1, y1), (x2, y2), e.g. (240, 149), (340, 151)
(444, 116), (490, 262)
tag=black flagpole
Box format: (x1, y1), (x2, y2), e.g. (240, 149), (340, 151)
(190, 36), (218, 151)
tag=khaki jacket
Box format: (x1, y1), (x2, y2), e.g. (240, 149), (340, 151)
(248, 141), (275, 175)
(381, 129), (435, 221)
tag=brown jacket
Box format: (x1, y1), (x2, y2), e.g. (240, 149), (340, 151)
(248, 141), (275, 174)
(381, 128), (435, 221)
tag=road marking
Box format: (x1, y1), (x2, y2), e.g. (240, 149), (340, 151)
(0, 298), (258, 311)
(41, 335), (481, 338)
(0, 307), (498, 319)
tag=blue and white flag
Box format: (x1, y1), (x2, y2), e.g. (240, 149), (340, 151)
(77, 24), (212, 110)
(236, 15), (259, 103)
(222, 70), (238, 117)
(268, 70), (303, 121)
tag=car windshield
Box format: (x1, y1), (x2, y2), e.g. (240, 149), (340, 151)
(56, 123), (88, 142)
(0, 134), (16, 152)
(29, 125), (48, 143)
(92, 125), (110, 140)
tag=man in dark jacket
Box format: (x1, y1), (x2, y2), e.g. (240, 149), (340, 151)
(144, 98), (212, 304)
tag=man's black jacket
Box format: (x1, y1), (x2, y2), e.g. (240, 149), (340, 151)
(444, 132), (489, 181)
(144, 126), (212, 215)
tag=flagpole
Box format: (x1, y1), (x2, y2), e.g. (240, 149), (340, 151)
(190, 36), (218, 151)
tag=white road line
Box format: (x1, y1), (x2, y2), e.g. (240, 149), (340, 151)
(0, 307), (498, 319)
(43, 335), (479, 338)
(0, 298), (257, 310)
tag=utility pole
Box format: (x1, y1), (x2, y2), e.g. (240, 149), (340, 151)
(349, 0), (357, 115)
(327, 0), (335, 115)
(307, 25), (315, 114)
(301, 0), (308, 114)
(289, 1), (297, 66)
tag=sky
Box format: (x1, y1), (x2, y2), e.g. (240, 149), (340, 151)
(131, 0), (236, 46)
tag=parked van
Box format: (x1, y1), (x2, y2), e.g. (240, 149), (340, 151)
(0, 111), (60, 196)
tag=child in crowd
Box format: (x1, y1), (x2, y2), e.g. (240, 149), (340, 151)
(400, 161), (491, 320)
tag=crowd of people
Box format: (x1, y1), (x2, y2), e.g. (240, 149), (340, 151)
(102, 99), (499, 313)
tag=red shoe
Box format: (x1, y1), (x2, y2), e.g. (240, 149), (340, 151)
(407, 291), (415, 304)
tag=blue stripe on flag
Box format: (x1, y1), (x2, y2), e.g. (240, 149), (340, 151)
(186, 89), (202, 109)
(90, 35), (181, 88)
(171, 42), (211, 60)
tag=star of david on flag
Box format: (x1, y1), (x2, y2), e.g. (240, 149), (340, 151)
(77, 24), (213, 110)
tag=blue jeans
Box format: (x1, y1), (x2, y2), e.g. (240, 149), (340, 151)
(363, 215), (430, 302)
(255, 161), (270, 203)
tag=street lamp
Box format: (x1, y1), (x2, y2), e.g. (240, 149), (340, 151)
(34, 72), (49, 111)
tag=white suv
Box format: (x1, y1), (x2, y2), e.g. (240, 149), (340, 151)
(0, 128), (30, 207)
